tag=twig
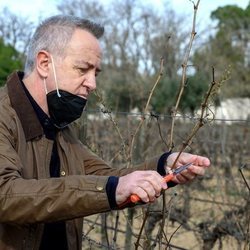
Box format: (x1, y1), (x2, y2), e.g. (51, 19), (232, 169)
(112, 211), (120, 248)
(134, 207), (150, 250)
(94, 89), (127, 161)
(149, 192), (178, 248)
(158, 192), (168, 248)
(127, 58), (164, 167)
(168, 223), (183, 246)
(103, 213), (110, 247)
(162, 192), (178, 246)
(171, 66), (230, 169)
(168, 0), (200, 151)
(151, 112), (168, 147)
(239, 164), (250, 192)
(85, 214), (100, 236)
(82, 234), (116, 250)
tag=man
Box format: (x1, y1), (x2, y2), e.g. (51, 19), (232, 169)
(0, 15), (210, 249)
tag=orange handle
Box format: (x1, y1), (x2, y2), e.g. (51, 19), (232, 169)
(117, 194), (140, 208)
(163, 173), (174, 182)
(129, 173), (174, 204)
(130, 194), (141, 203)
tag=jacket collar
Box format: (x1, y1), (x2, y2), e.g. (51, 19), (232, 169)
(7, 71), (43, 141)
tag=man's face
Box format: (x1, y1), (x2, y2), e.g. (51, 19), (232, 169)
(47, 29), (102, 99)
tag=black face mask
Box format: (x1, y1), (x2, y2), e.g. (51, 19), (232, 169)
(47, 90), (87, 129)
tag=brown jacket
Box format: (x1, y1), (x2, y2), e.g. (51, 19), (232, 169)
(0, 72), (160, 249)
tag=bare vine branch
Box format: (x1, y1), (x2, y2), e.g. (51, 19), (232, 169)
(94, 89), (127, 161)
(168, 0), (200, 151)
(239, 164), (250, 192)
(171, 66), (230, 168)
(134, 207), (150, 250)
(127, 58), (164, 167)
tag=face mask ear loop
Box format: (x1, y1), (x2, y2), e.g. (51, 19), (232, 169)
(50, 55), (61, 97)
(43, 78), (48, 95)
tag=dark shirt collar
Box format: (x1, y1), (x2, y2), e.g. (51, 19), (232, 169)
(20, 78), (58, 140)
(6, 71), (57, 140)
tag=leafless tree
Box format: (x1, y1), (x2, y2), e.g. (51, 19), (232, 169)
(0, 7), (34, 60)
(57, 0), (187, 112)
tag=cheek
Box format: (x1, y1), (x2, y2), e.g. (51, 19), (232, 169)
(56, 66), (85, 92)
(63, 78), (84, 93)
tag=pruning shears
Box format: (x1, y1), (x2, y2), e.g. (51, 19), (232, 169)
(118, 162), (193, 208)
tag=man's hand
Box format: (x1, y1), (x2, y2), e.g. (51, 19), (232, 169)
(116, 171), (168, 206)
(115, 152), (210, 206)
(166, 152), (211, 184)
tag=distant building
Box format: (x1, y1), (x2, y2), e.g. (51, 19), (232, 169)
(213, 98), (250, 124)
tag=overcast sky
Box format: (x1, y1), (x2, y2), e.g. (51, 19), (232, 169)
(0, 0), (249, 24)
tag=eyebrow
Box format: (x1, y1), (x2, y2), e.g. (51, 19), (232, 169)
(75, 60), (102, 72)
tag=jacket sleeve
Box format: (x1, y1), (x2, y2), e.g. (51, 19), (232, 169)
(82, 144), (161, 176)
(64, 125), (162, 177)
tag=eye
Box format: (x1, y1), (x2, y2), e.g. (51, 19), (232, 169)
(73, 65), (85, 74)
(77, 67), (88, 75)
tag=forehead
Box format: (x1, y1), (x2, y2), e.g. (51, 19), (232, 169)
(64, 29), (102, 64)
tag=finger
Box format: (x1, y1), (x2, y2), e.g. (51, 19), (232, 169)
(193, 156), (210, 167)
(176, 164), (208, 183)
(147, 175), (167, 193)
(133, 183), (158, 203)
(142, 171), (168, 192)
(137, 174), (166, 202)
(200, 157), (210, 167)
(175, 153), (209, 166)
(173, 174), (189, 184)
(188, 165), (206, 176)
(132, 187), (149, 203)
(139, 181), (159, 202)
(167, 152), (196, 168)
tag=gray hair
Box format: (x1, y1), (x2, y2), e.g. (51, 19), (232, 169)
(24, 15), (104, 76)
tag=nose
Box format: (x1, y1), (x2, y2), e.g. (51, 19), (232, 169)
(84, 73), (96, 92)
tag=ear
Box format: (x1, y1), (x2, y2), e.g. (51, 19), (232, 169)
(36, 50), (50, 78)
